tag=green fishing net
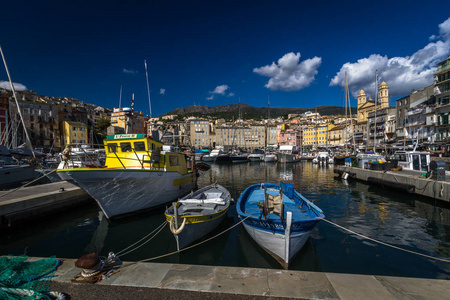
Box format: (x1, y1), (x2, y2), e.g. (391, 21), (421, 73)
(0, 255), (61, 300)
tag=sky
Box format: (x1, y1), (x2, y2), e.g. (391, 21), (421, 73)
(1, 0), (450, 117)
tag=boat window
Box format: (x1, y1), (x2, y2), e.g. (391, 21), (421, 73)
(134, 141), (146, 152)
(120, 142), (132, 152)
(169, 155), (180, 166)
(394, 154), (406, 161)
(108, 143), (118, 153)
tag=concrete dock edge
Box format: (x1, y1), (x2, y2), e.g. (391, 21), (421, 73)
(47, 258), (450, 300)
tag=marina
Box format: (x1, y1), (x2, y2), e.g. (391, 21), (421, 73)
(2, 161), (450, 282)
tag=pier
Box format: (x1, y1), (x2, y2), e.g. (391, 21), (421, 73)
(43, 258), (449, 299)
(0, 181), (92, 228)
(335, 165), (450, 203)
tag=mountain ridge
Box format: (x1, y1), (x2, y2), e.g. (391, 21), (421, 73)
(164, 104), (356, 119)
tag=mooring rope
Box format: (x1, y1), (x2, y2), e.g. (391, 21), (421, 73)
(115, 221), (168, 258)
(0, 168), (58, 199)
(120, 214), (255, 269)
(322, 218), (450, 263)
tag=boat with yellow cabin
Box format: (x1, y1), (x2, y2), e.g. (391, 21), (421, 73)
(57, 133), (199, 219)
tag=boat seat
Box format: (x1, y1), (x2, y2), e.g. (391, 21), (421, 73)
(179, 198), (225, 205)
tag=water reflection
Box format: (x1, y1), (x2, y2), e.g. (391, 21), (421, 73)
(1, 161), (450, 279)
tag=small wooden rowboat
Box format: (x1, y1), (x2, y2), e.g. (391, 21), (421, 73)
(165, 183), (231, 251)
(236, 181), (324, 269)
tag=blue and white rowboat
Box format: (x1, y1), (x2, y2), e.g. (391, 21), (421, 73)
(237, 182), (324, 269)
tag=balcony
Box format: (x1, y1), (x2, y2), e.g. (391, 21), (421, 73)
(408, 108), (425, 116)
(434, 63), (450, 75)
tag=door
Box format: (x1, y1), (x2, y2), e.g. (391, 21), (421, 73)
(412, 154), (420, 170)
(420, 154), (428, 171)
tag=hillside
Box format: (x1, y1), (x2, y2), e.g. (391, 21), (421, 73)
(164, 104), (356, 120)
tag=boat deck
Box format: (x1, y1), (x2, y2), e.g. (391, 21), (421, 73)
(242, 188), (311, 220)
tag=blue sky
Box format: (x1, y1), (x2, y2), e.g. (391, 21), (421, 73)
(1, 1), (450, 117)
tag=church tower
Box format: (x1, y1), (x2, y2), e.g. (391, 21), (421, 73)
(379, 81), (389, 108)
(357, 90), (366, 108)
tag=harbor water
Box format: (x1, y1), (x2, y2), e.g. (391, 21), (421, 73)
(1, 161), (450, 279)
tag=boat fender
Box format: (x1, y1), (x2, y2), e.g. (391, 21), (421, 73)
(170, 217), (186, 235)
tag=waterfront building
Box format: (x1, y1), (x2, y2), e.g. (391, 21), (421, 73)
(433, 56), (450, 142)
(60, 120), (88, 147)
(395, 95), (410, 146)
(278, 128), (300, 147)
(302, 124), (333, 148)
(406, 86), (434, 145)
(111, 107), (146, 134)
(189, 119), (212, 148)
(367, 107), (395, 152)
(327, 125), (346, 147)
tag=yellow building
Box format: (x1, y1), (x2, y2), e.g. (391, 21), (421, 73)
(60, 120), (88, 147)
(303, 124), (335, 147)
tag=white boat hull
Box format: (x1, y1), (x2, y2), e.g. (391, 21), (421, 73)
(263, 155), (276, 162)
(242, 222), (311, 267)
(65, 169), (197, 219)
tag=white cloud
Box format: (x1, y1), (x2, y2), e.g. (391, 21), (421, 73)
(330, 17), (450, 99)
(210, 84), (229, 95)
(159, 88), (165, 95)
(0, 81), (27, 91)
(253, 52), (322, 91)
(123, 68), (138, 74)
(206, 84), (231, 100)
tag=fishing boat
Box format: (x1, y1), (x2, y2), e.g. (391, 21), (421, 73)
(165, 183), (231, 251)
(57, 133), (201, 219)
(248, 149), (265, 162)
(202, 147), (224, 162)
(312, 152), (334, 165)
(276, 145), (301, 163)
(236, 181), (324, 269)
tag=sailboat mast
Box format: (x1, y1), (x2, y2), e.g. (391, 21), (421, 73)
(119, 85), (122, 108)
(144, 60), (152, 118)
(374, 70), (378, 153)
(344, 72), (348, 156)
(0, 44), (35, 157)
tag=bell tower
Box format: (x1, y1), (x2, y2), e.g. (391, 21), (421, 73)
(379, 82), (389, 108)
(357, 90), (366, 108)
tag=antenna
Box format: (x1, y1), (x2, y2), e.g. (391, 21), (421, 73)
(144, 60), (152, 118)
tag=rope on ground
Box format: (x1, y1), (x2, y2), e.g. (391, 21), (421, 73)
(115, 221), (168, 258)
(120, 214), (255, 269)
(322, 218), (450, 263)
(0, 168), (58, 199)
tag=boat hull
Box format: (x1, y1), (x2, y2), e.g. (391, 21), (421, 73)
(263, 155), (276, 162)
(175, 209), (228, 249)
(276, 153), (300, 163)
(242, 221), (312, 268)
(0, 165), (37, 188)
(63, 169), (197, 219)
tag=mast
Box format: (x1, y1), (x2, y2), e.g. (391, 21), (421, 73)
(344, 72), (348, 156)
(144, 60), (152, 118)
(0, 44), (35, 157)
(374, 70), (378, 153)
(119, 85), (122, 108)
